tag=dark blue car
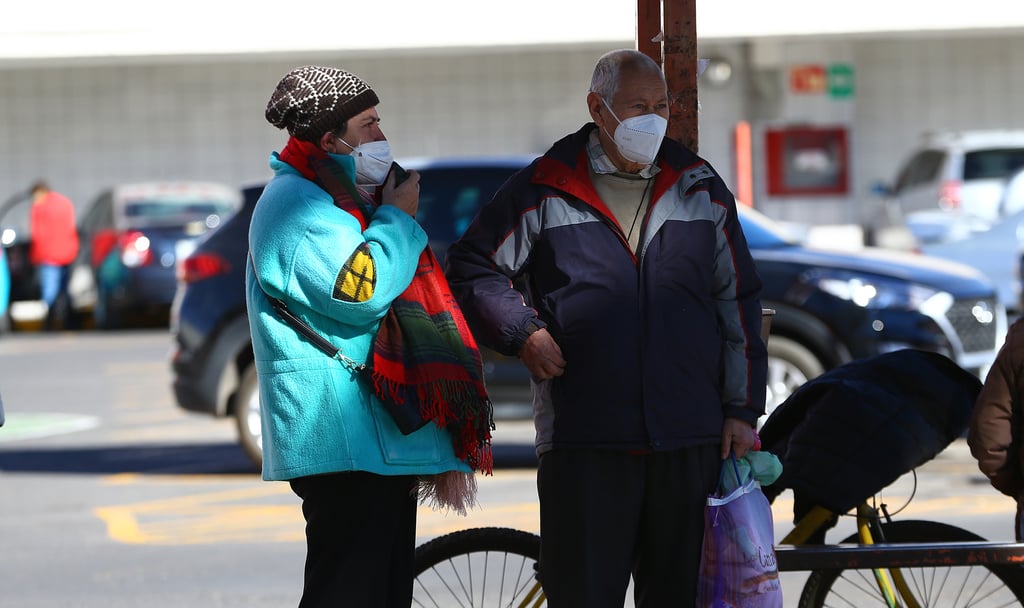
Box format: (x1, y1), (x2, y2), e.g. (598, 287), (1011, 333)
(170, 157), (1005, 467)
(69, 182), (241, 329)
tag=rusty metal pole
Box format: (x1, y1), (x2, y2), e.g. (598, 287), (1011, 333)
(636, 0), (661, 65)
(636, 0), (699, 153)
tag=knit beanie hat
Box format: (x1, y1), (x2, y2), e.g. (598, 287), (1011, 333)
(265, 65), (380, 142)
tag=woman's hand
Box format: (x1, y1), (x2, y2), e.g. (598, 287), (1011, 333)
(381, 168), (420, 217)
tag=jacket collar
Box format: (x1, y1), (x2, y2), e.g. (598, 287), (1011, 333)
(532, 123), (713, 209)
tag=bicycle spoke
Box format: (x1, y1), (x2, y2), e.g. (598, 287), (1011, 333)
(827, 570), (892, 606)
(800, 521), (1024, 608)
(414, 541), (544, 607)
(812, 566), (1024, 607)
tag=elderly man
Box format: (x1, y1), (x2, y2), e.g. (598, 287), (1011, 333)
(445, 49), (768, 607)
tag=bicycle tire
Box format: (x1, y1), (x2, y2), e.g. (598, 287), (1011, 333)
(413, 526), (543, 607)
(798, 520), (1024, 607)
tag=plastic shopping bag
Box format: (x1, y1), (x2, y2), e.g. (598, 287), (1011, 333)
(697, 456), (783, 608)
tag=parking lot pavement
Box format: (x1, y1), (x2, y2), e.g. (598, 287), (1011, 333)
(487, 410), (987, 475)
(491, 417), (534, 442)
(922, 438), (985, 476)
(488, 419), (988, 479)
(490, 418), (537, 468)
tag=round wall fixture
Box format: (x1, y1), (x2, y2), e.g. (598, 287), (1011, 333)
(701, 56), (733, 87)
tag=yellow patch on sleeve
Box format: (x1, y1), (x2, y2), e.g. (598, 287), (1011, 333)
(334, 243), (376, 302)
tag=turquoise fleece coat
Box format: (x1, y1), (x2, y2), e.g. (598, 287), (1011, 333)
(246, 153), (471, 481)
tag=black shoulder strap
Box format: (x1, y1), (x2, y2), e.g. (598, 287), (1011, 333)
(247, 252), (364, 372)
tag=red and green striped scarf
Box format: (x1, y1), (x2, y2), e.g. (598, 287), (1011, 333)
(279, 137), (493, 476)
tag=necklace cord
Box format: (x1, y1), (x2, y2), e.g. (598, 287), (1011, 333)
(626, 178), (654, 245)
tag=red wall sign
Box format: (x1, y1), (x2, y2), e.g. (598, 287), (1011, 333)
(765, 127), (849, 196)
(790, 65), (827, 94)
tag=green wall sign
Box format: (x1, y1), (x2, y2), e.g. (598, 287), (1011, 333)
(828, 64), (855, 98)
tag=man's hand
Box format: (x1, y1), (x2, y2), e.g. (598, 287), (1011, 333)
(721, 417), (757, 460)
(520, 328), (566, 381)
(380, 168), (420, 217)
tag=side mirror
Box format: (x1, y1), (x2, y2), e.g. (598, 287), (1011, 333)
(870, 181), (893, 198)
(1, 227), (15, 247)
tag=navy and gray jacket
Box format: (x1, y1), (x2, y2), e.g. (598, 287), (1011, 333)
(445, 124), (767, 454)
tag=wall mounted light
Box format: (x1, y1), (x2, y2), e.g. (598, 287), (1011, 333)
(700, 56), (734, 87)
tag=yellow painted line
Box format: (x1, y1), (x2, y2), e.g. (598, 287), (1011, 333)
(103, 472), (272, 485)
(100, 480), (291, 512)
(92, 473), (1015, 547)
(418, 502), (541, 537)
(95, 475), (304, 544)
(876, 493), (1016, 517)
(96, 504), (302, 544)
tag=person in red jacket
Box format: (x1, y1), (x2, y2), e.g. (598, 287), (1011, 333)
(28, 180), (79, 329)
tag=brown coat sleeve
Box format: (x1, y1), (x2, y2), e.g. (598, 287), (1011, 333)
(968, 318), (1024, 498)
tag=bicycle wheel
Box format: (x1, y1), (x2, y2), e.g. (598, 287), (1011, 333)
(798, 520), (1024, 607)
(413, 526), (544, 607)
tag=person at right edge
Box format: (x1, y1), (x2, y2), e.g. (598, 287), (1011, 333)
(968, 315), (1024, 541)
(444, 49), (768, 607)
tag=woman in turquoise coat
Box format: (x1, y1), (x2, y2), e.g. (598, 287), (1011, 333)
(247, 65), (492, 608)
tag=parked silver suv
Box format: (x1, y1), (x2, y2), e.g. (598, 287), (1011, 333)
(878, 130), (1024, 241)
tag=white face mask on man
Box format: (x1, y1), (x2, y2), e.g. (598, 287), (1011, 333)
(337, 137), (394, 186)
(601, 98), (668, 166)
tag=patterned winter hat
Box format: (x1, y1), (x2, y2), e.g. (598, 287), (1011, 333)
(265, 65), (380, 142)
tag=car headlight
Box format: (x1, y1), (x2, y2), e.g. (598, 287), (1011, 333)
(810, 270), (951, 313)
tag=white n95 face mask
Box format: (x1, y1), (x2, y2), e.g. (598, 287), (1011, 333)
(601, 98), (668, 166)
(339, 138), (394, 186)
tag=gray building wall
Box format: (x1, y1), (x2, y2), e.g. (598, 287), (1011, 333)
(0, 43), (623, 224)
(696, 33), (1024, 227)
(2, 33), (1023, 235)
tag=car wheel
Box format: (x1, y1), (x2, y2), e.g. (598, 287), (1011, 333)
(234, 363), (263, 469)
(761, 335), (825, 427)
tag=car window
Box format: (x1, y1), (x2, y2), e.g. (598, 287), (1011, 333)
(894, 150), (944, 192)
(415, 167), (519, 246)
(121, 199), (237, 228)
(962, 148), (1024, 181)
(80, 192), (114, 235)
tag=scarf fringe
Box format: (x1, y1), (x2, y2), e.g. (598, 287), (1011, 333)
(418, 470), (479, 516)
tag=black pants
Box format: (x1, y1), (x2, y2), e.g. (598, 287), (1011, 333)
(289, 471), (418, 608)
(536, 445), (720, 608)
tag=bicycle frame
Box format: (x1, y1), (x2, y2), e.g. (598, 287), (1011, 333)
(779, 502), (918, 608)
(413, 500), (1024, 607)
(419, 502), (915, 608)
